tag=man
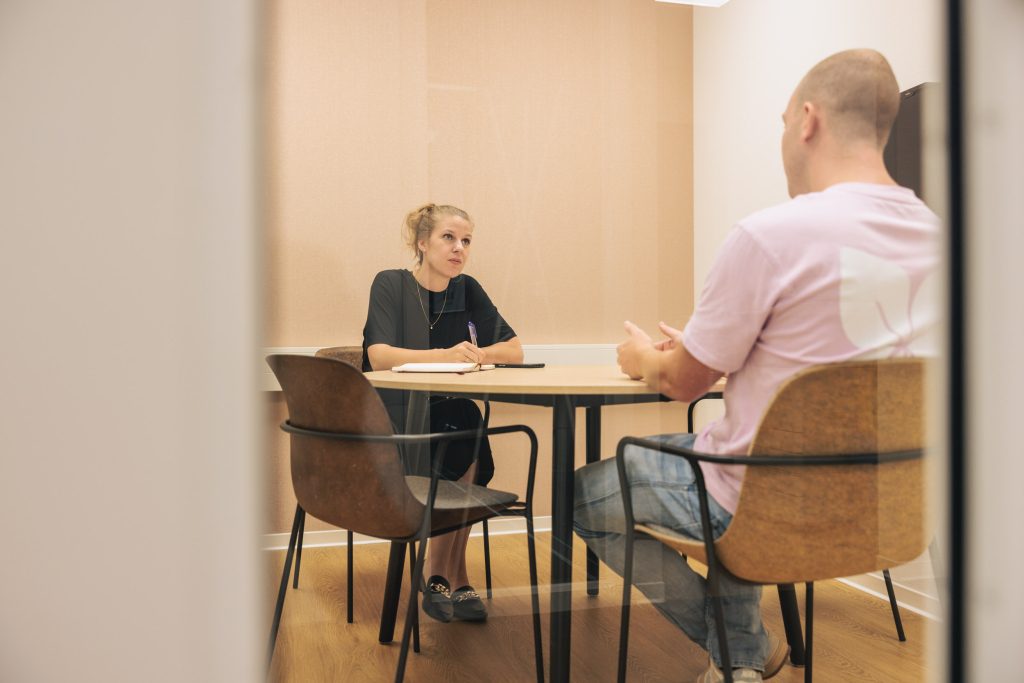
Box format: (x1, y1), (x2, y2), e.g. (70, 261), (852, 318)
(573, 49), (939, 683)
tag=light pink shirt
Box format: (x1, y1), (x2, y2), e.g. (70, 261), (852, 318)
(682, 183), (940, 514)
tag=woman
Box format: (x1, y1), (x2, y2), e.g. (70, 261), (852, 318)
(362, 202), (523, 623)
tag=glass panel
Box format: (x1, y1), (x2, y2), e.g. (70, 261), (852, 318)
(263, 2), (950, 681)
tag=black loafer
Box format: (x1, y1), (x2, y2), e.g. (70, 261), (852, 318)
(421, 575), (453, 623)
(451, 585), (488, 622)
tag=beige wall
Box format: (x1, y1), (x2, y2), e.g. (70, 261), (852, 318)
(266, 0), (695, 348)
(264, 0), (696, 531)
(691, 0), (942, 289)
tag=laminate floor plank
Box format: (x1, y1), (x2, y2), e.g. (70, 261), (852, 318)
(266, 533), (933, 682)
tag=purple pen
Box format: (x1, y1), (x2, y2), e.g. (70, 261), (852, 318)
(467, 321), (478, 347)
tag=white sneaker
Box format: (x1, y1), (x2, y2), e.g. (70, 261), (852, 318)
(696, 663), (763, 683)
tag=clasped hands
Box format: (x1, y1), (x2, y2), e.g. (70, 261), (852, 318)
(616, 320), (683, 380)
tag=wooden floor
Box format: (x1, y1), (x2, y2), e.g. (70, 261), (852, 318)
(266, 533), (933, 682)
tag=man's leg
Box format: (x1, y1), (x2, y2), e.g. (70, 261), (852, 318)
(572, 434), (769, 671)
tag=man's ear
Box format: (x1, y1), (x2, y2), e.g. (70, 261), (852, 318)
(801, 102), (820, 143)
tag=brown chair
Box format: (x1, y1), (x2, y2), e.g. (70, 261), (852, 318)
(287, 346), (507, 615)
(615, 358), (927, 683)
(284, 346), (362, 623)
(685, 390), (911, 645)
(266, 354), (543, 682)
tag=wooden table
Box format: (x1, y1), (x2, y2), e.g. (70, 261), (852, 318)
(366, 365), (667, 682)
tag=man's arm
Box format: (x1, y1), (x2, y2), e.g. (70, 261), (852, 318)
(618, 321), (723, 403)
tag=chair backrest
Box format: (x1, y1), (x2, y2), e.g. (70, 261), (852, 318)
(314, 345), (362, 367)
(266, 354), (425, 540)
(716, 358), (927, 584)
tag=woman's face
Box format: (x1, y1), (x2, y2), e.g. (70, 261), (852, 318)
(418, 214), (473, 281)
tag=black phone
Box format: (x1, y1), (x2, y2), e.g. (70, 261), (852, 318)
(495, 363), (546, 368)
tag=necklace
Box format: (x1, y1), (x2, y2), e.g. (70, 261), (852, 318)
(414, 275), (448, 330)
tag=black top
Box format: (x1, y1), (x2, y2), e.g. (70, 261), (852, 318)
(361, 269), (516, 429)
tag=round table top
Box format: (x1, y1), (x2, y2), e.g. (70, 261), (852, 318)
(364, 364), (660, 396)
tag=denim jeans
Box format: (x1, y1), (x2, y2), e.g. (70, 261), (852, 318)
(573, 433), (770, 671)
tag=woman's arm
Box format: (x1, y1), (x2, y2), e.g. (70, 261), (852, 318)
(481, 336), (523, 364)
(366, 341), (488, 370)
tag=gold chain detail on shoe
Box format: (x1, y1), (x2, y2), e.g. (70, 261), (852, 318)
(427, 581), (451, 598)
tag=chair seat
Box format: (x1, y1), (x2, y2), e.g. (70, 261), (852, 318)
(405, 476), (518, 531)
(636, 523), (708, 564)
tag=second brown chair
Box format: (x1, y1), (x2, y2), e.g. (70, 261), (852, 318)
(616, 358), (928, 683)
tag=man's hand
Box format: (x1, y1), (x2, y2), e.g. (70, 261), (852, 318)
(617, 321), (654, 380)
(652, 321), (684, 351)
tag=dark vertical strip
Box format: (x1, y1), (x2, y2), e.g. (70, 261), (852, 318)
(946, 0), (967, 681)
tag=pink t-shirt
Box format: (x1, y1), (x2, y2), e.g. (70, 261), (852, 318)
(682, 182), (940, 514)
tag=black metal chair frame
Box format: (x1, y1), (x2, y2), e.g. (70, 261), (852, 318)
(614, 435), (922, 683)
(268, 422), (545, 683)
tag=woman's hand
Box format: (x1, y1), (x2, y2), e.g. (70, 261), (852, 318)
(444, 341), (485, 364)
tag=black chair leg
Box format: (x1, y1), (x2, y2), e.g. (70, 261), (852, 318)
(292, 507), (306, 589)
(617, 528), (635, 683)
(710, 591), (733, 683)
(804, 582), (814, 683)
(408, 540), (420, 654)
(882, 568), (906, 641)
(396, 535), (430, 683)
(268, 505), (303, 670)
(346, 530), (354, 624)
(483, 518), (493, 599)
(778, 583), (807, 666)
(526, 514), (544, 682)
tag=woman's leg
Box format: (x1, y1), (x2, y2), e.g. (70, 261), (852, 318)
(426, 462), (478, 584)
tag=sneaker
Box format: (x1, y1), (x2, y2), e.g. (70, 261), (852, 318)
(763, 631), (790, 679)
(696, 665), (762, 683)
(451, 585), (488, 622)
(421, 575), (453, 623)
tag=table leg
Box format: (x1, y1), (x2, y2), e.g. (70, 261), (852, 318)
(777, 583), (806, 666)
(379, 391), (430, 643)
(550, 396), (576, 682)
(585, 406), (601, 596)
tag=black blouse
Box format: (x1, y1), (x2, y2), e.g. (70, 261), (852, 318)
(361, 269), (516, 429)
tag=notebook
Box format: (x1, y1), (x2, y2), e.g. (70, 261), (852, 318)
(390, 363), (496, 373)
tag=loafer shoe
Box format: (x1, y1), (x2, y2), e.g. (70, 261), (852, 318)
(451, 585), (488, 622)
(421, 575), (453, 623)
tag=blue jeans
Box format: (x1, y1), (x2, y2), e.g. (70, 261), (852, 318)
(573, 433), (770, 671)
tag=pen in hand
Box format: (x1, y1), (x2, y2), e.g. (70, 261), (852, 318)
(467, 321), (480, 366)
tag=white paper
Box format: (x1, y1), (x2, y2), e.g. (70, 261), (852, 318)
(390, 363), (496, 373)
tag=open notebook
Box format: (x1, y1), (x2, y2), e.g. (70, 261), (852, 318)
(391, 363), (496, 373)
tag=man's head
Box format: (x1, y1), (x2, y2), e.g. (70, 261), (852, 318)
(781, 49), (900, 197)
